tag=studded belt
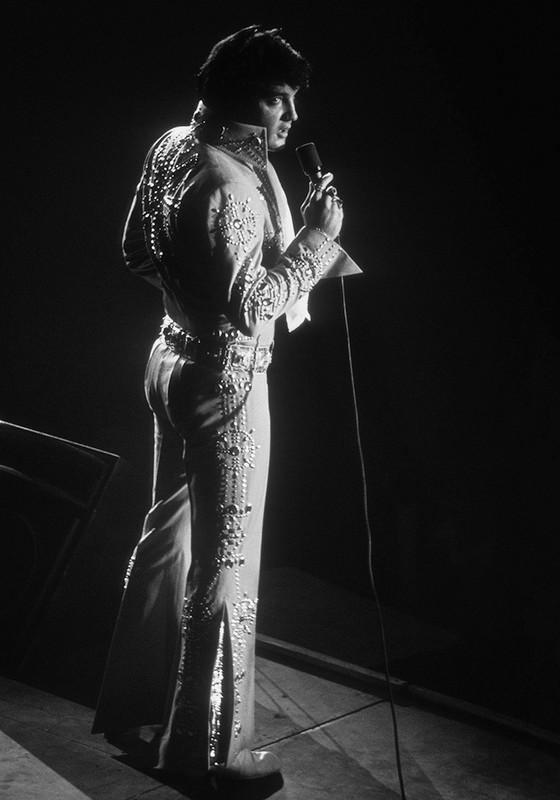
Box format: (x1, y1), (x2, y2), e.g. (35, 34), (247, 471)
(160, 318), (273, 373)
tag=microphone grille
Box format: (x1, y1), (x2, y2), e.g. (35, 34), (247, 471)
(296, 142), (322, 178)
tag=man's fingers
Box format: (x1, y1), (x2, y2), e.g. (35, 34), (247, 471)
(318, 172), (334, 190)
(313, 172), (334, 199)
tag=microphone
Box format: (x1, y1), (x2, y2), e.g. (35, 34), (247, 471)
(296, 142), (323, 185)
(297, 141), (362, 276)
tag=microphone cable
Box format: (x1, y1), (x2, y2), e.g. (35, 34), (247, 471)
(295, 139), (407, 795)
(339, 276), (408, 800)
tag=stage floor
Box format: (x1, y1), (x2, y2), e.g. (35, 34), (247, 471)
(1, 653), (558, 800)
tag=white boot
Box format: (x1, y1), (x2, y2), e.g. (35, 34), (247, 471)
(211, 749), (281, 780)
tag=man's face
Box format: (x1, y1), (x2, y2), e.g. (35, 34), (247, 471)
(242, 83), (299, 151)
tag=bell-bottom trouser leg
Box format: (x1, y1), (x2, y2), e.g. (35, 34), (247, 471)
(92, 341), (271, 776)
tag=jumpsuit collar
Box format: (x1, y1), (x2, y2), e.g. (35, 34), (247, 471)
(191, 101), (269, 171)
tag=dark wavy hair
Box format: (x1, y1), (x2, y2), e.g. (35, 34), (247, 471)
(197, 25), (311, 115)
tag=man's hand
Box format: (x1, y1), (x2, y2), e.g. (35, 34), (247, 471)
(300, 172), (343, 240)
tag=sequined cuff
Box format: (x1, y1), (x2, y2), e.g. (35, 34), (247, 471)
(286, 234), (340, 292)
(309, 227), (335, 243)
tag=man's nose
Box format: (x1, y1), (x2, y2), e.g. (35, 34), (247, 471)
(284, 100), (298, 122)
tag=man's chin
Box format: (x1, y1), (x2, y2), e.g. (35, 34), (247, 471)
(268, 139), (287, 152)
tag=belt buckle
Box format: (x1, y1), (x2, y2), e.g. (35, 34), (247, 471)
(228, 343), (254, 372)
(254, 346), (272, 373)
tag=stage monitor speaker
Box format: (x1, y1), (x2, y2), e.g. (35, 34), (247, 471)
(0, 420), (132, 667)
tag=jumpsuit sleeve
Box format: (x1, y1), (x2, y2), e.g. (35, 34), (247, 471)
(122, 187), (164, 289)
(200, 180), (361, 337)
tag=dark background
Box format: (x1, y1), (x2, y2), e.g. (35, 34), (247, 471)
(3, 1), (558, 731)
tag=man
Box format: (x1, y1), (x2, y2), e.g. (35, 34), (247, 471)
(92, 25), (361, 783)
